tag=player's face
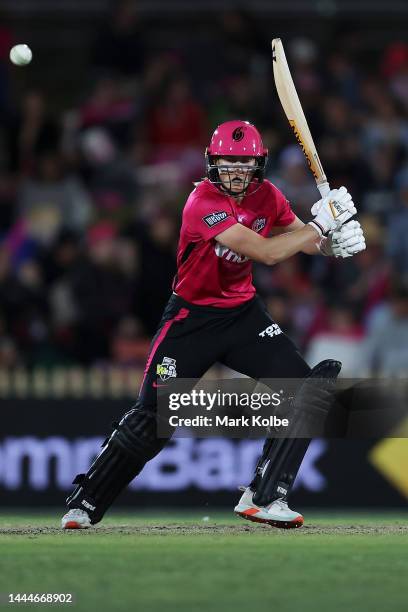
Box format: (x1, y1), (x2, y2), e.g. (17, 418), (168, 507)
(216, 157), (256, 194)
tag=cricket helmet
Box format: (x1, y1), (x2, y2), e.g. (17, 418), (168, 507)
(205, 120), (268, 195)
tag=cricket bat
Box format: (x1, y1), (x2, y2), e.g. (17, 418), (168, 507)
(272, 38), (330, 198)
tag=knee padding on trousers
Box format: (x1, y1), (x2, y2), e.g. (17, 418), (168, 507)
(252, 359), (341, 507)
(112, 406), (170, 461)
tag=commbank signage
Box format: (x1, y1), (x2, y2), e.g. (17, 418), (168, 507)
(0, 400), (406, 507)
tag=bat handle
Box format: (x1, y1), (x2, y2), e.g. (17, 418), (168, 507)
(317, 181), (330, 198)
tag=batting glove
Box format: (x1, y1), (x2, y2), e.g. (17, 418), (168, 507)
(330, 220), (366, 258)
(308, 186), (357, 236)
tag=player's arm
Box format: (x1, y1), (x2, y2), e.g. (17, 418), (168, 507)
(216, 187), (359, 265)
(272, 216), (366, 258)
(271, 216), (331, 255)
(216, 222), (321, 266)
(273, 188), (366, 258)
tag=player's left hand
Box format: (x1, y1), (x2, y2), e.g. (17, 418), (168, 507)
(330, 220), (366, 258)
(309, 186), (357, 236)
(311, 186), (356, 217)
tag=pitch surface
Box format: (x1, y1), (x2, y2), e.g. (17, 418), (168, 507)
(1, 512), (407, 612)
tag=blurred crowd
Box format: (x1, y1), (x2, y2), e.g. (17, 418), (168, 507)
(0, 1), (408, 376)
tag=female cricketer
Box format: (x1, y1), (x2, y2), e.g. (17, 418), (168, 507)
(62, 120), (366, 530)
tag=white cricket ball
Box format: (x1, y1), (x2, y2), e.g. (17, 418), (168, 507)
(9, 44), (33, 67)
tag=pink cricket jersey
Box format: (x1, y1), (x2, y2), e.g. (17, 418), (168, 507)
(173, 179), (296, 307)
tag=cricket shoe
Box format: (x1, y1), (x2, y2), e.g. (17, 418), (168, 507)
(61, 508), (91, 530)
(234, 486), (303, 529)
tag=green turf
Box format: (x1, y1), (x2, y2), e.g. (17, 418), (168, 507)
(1, 511), (407, 612)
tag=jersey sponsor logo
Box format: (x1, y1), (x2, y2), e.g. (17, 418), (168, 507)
(259, 323), (282, 338)
(203, 211), (229, 228)
(214, 243), (249, 264)
(156, 357), (177, 381)
(252, 217), (267, 233)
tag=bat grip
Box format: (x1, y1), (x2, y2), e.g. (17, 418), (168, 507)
(317, 181), (330, 197)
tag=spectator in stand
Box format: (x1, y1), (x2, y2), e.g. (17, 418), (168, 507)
(137, 213), (177, 334)
(361, 87), (408, 154)
(69, 222), (137, 363)
(285, 38), (322, 139)
(17, 151), (92, 248)
(79, 76), (137, 148)
(13, 259), (54, 365)
(147, 75), (207, 181)
(6, 90), (61, 175)
(381, 42), (408, 111)
(325, 49), (360, 107)
(361, 278), (408, 376)
(255, 251), (312, 299)
(80, 127), (138, 214)
(319, 95), (371, 201)
(305, 303), (364, 376)
(289, 38), (321, 99)
(316, 219), (390, 321)
(387, 167), (408, 274)
(111, 316), (150, 366)
(46, 232), (82, 360)
(268, 145), (317, 220)
(0, 244), (50, 364)
(361, 144), (400, 217)
(350, 244), (390, 320)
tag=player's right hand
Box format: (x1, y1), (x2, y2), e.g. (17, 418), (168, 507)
(309, 186), (357, 236)
(330, 220), (366, 258)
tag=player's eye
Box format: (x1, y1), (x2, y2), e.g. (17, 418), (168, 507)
(219, 166), (244, 174)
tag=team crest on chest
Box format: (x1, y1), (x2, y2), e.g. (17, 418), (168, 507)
(252, 217), (267, 233)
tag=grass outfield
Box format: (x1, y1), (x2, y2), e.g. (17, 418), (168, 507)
(1, 511), (408, 612)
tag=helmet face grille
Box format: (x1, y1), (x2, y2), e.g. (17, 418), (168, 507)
(206, 154), (267, 196)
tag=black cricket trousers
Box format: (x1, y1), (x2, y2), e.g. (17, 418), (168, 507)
(139, 293), (310, 411)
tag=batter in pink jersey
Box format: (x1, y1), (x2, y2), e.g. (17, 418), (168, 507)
(62, 120), (365, 532)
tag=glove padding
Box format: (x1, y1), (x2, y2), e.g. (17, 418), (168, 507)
(330, 220), (366, 258)
(309, 186), (357, 236)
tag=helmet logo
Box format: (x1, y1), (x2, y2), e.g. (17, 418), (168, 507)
(232, 127), (245, 142)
